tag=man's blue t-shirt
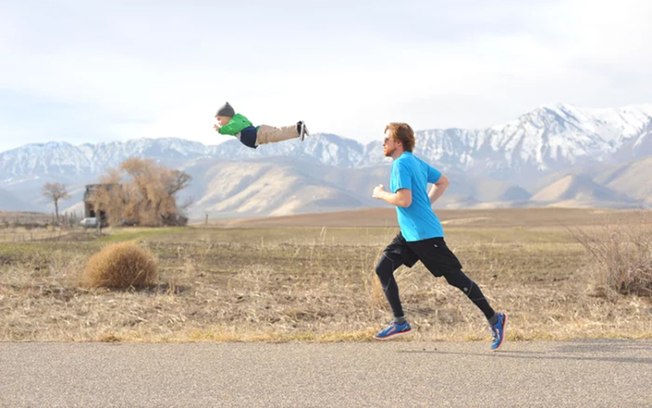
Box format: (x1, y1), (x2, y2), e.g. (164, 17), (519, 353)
(389, 152), (444, 241)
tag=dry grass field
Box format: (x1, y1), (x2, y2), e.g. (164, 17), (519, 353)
(0, 208), (650, 343)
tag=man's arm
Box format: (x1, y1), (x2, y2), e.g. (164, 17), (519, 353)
(372, 185), (412, 208)
(428, 174), (449, 204)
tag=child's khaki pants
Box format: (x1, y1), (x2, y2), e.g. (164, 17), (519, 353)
(256, 125), (299, 145)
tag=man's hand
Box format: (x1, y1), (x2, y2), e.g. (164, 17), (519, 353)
(428, 174), (449, 204)
(213, 124), (220, 131)
(372, 184), (386, 199)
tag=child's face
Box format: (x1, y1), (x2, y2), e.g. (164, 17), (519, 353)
(215, 115), (231, 126)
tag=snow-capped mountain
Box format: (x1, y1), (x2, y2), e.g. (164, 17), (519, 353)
(406, 104), (652, 181)
(0, 138), (218, 177)
(1, 103), (650, 217)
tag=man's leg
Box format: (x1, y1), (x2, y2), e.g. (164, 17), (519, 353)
(372, 233), (417, 340)
(442, 268), (495, 320)
(408, 237), (507, 349)
(442, 267), (508, 350)
(408, 238), (495, 319)
(374, 251), (405, 319)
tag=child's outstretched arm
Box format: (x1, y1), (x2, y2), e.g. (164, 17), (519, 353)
(215, 121), (239, 135)
(215, 114), (252, 136)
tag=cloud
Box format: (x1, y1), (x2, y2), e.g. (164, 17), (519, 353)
(0, 0), (650, 152)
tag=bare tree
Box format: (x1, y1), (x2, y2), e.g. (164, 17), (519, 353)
(42, 182), (70, 223)
(90, 158), (192, 227)
(168, 170), (192, 195)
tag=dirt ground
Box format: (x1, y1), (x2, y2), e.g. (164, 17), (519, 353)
(0, 208), (650, 343)
(212, 207), (641, 228)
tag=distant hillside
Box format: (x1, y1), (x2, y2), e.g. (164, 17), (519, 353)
(530, 174), (638, 208)
(595, 156), (652, 205)
(0, 188), (37, 212)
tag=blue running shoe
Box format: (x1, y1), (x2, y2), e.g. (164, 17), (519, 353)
(490, 313), (507, 351)
(373, 320), (411, 340)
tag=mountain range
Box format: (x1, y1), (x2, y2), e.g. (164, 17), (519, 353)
(1, 103), (650, 219)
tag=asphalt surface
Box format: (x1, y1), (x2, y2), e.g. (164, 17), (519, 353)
(1, 339), (651, 407)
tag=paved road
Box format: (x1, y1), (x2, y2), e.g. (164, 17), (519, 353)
(1, 340), (651, 407)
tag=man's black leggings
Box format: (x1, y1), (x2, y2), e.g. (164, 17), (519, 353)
(375, 252), (406, 318)
(375, 235), (495, 321)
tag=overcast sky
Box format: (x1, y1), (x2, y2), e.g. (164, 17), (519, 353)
(1, 0), (650, 152)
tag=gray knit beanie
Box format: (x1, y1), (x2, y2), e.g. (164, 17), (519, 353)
(216, 102), (235, 117)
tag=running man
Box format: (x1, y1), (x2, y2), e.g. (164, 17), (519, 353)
(371, 122), (507, 350)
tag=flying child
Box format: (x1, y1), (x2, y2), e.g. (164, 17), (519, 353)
(213, 102), (309, 149)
